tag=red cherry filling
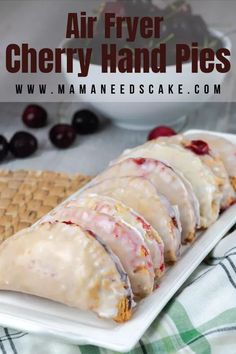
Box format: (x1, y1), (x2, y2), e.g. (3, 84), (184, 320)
(62, 221), (74, 226)
(148, 126), (177, 141)
(133, 158), (146, 165)
(159, 263), (165, 273)
(185, 140), (210, 156)
(136, 215), (151, 231)
(171, 217), (179, 229)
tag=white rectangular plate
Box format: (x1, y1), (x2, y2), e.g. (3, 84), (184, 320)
(0, 130), (236, 352)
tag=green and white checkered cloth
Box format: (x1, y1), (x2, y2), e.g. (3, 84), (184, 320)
(1, 230), (236, 354)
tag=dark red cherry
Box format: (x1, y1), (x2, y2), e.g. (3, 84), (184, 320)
(185, 140), (210, 156)
(148, 126), (177, 141)
(9, 132), (38, 158)
(22, 104), (48, 128)
(0, 135), (8, 162)
(72, 110), (99, 135)
(49, 124), (76, 149)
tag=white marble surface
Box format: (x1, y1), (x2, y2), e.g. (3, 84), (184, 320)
(0, 101), (235, 175)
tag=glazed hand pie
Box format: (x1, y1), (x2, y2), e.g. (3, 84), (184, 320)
(48, 206), (156, 297)
(81, 176), (182, 262)
(63, 194), (165, 279)
(93, 157), (200, 243)
(116, 141), (222, 228)
(157, 135), (235, 210)
(0, 222), (134, 322)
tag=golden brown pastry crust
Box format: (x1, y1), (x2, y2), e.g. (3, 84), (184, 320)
(230, 177), (236, 191)
(114, 297), (132, 323)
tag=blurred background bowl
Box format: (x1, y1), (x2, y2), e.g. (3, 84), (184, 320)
(61, 29), (231, 131)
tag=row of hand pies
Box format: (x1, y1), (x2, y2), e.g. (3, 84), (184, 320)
(0, 132), (235, 322)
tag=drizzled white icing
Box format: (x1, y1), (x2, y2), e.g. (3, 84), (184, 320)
(67, 194), (164, 276)
(157, 134), (235, 210)
(0, 223), (133, 319)
(81, 176), (182, 262)
(48, 207), (155, 297)
(116, 141), (222, 228)
(94, 158), (199, 242)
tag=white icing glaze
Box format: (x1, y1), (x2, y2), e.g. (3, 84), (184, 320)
(157, 135), (235, 210)
(82, 176), (182, 262)
(117, 141), (222, 228)
(64, 195), (165, 278)
(0, 223), (133, 320)
(48, 207), (155, 297)
(96, 158), (199, 242)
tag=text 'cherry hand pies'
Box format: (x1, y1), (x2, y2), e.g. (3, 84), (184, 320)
(93, 157), (200, 243)
(116, 141), (222, 229)
(65, 194), (165, 278)
(156, 135), (236, 211)
(186, 132), (236, 192)
(48, 207), (156, 298)
(81, 176), (182, 263)
(0, 222), (134, 322)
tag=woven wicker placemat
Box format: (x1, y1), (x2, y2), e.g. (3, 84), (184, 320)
(0, 170), (92, 243)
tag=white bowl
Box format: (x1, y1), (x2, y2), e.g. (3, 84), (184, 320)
(61, 30), (231, 130)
